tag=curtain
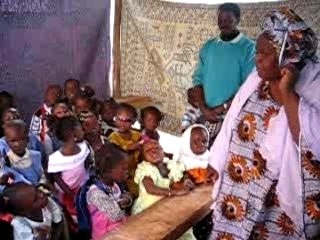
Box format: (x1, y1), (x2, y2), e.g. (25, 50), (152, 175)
(0, 0), (111, 122)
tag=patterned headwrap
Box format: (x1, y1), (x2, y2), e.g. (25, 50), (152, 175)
(262, 7), (318, 65)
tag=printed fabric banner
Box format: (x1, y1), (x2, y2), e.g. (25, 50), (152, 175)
(0, 0), (111, 122)
(120, 0), (319, 134)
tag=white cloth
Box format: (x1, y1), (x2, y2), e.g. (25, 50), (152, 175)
(7, 149), (32, 169)
(174, 124), (209, 170)
(209, 61), (320, 231)
(47, 141), (90, 173)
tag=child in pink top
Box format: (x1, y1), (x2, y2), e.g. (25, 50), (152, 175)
(83, 144), (131, 240)
(47, 116), (90, 221)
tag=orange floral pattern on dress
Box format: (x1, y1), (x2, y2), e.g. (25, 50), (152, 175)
(306, 193), (320, 220)
(237, 113), (257, 142)
(216, 232), (235, 240)
(265, 183), (279, 208)
(251, 150), (267, 180)
(227, 155), (251, 183)
(276, 212), (295, 236)
(263, 106), (279, 130)
(249, 223), (269, 240)
(221, 195), (245, 221)
(258, 81), (270, 100)
(302, 150), (320, 178)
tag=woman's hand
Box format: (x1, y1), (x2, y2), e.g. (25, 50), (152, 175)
(279, 65), (299, 95)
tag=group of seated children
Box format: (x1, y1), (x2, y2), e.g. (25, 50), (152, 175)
(0, 80), (217, 240)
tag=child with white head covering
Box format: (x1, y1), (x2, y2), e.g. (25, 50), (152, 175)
(174, 124), (211, 184)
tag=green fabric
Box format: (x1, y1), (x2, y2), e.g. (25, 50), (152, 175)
(193, 33), (256, 108)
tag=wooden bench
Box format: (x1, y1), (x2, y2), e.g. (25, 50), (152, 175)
(104, 185), (213, 240)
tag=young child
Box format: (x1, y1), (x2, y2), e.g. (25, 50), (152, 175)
(0, 91), (15, 138)
(29, 85), (62, 142)
(100, 98), (118, 137)
(3, 120), (45, 186)
(174, 124), (211, 184)
(80, 111), (108, 153)
(108, 103), (142, 198)
(132, 140), (195, 240)
(181, 87), (203, 132)
(0, 108), (43, 156)
(0, 183), (63, 240)
(74, 86), (96, 115)
(76, 144), (131, 240)
(45, 102), (72, 156)
(140, 106), (163, 142)
(63, 78), (80, 107)
(47, 116), (90, 221)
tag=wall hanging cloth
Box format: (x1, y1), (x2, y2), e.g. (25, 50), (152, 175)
(120, 0), (320, 134)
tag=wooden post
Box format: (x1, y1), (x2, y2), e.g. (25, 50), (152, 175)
(113, 0), (122, 98)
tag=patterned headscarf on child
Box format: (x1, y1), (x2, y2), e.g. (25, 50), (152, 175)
(262, 7), (318, 65)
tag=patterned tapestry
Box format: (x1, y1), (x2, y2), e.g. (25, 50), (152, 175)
(0, 0), (111, 122)
(120, 0), (320, 134)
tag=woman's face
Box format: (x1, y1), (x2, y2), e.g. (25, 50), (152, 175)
(190, 127), (208, 155)
(218, 10), (238, 36)
(143, 141), (164, 164)
(256, 34), (281, 81)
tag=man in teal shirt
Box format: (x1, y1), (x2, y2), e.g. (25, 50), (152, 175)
(191, 3), (255, 147)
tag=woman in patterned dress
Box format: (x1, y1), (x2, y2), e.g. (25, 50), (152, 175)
(209, 8), (320, 240)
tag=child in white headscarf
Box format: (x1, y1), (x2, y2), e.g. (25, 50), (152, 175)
(174, 124), (212, 184)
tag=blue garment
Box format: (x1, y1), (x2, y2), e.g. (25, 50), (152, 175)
(0, 133), (43, 155)
(193, 33), (255, 107)
(0, 133), (45, 164)
(5, 150), (43, 185)
(0, 166), (30, 193)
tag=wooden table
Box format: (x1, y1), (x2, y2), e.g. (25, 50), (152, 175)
(104, 185), (213, 240)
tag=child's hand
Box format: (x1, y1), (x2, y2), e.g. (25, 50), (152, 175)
(172, 188), (189, 197)
(183, 178), (196, 190)
(117, 193), (132, 209)
(0, 172), (15, 185)
(127, 142), (141, 151)
(205, 166), (218, 184)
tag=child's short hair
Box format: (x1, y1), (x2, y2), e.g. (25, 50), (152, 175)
(77, 86), (95, 99)
(0, 182), (32, 215)
(64, 78), (80, 87)
(95, 144), (128, 176)
(3, 119), (27, 135)
(116, 103), (138, 121)
(0, 91), (14, 109)
(46, 84), (62, 93)
(140, 106), (163, 123)
(54, 116), (81, 141)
